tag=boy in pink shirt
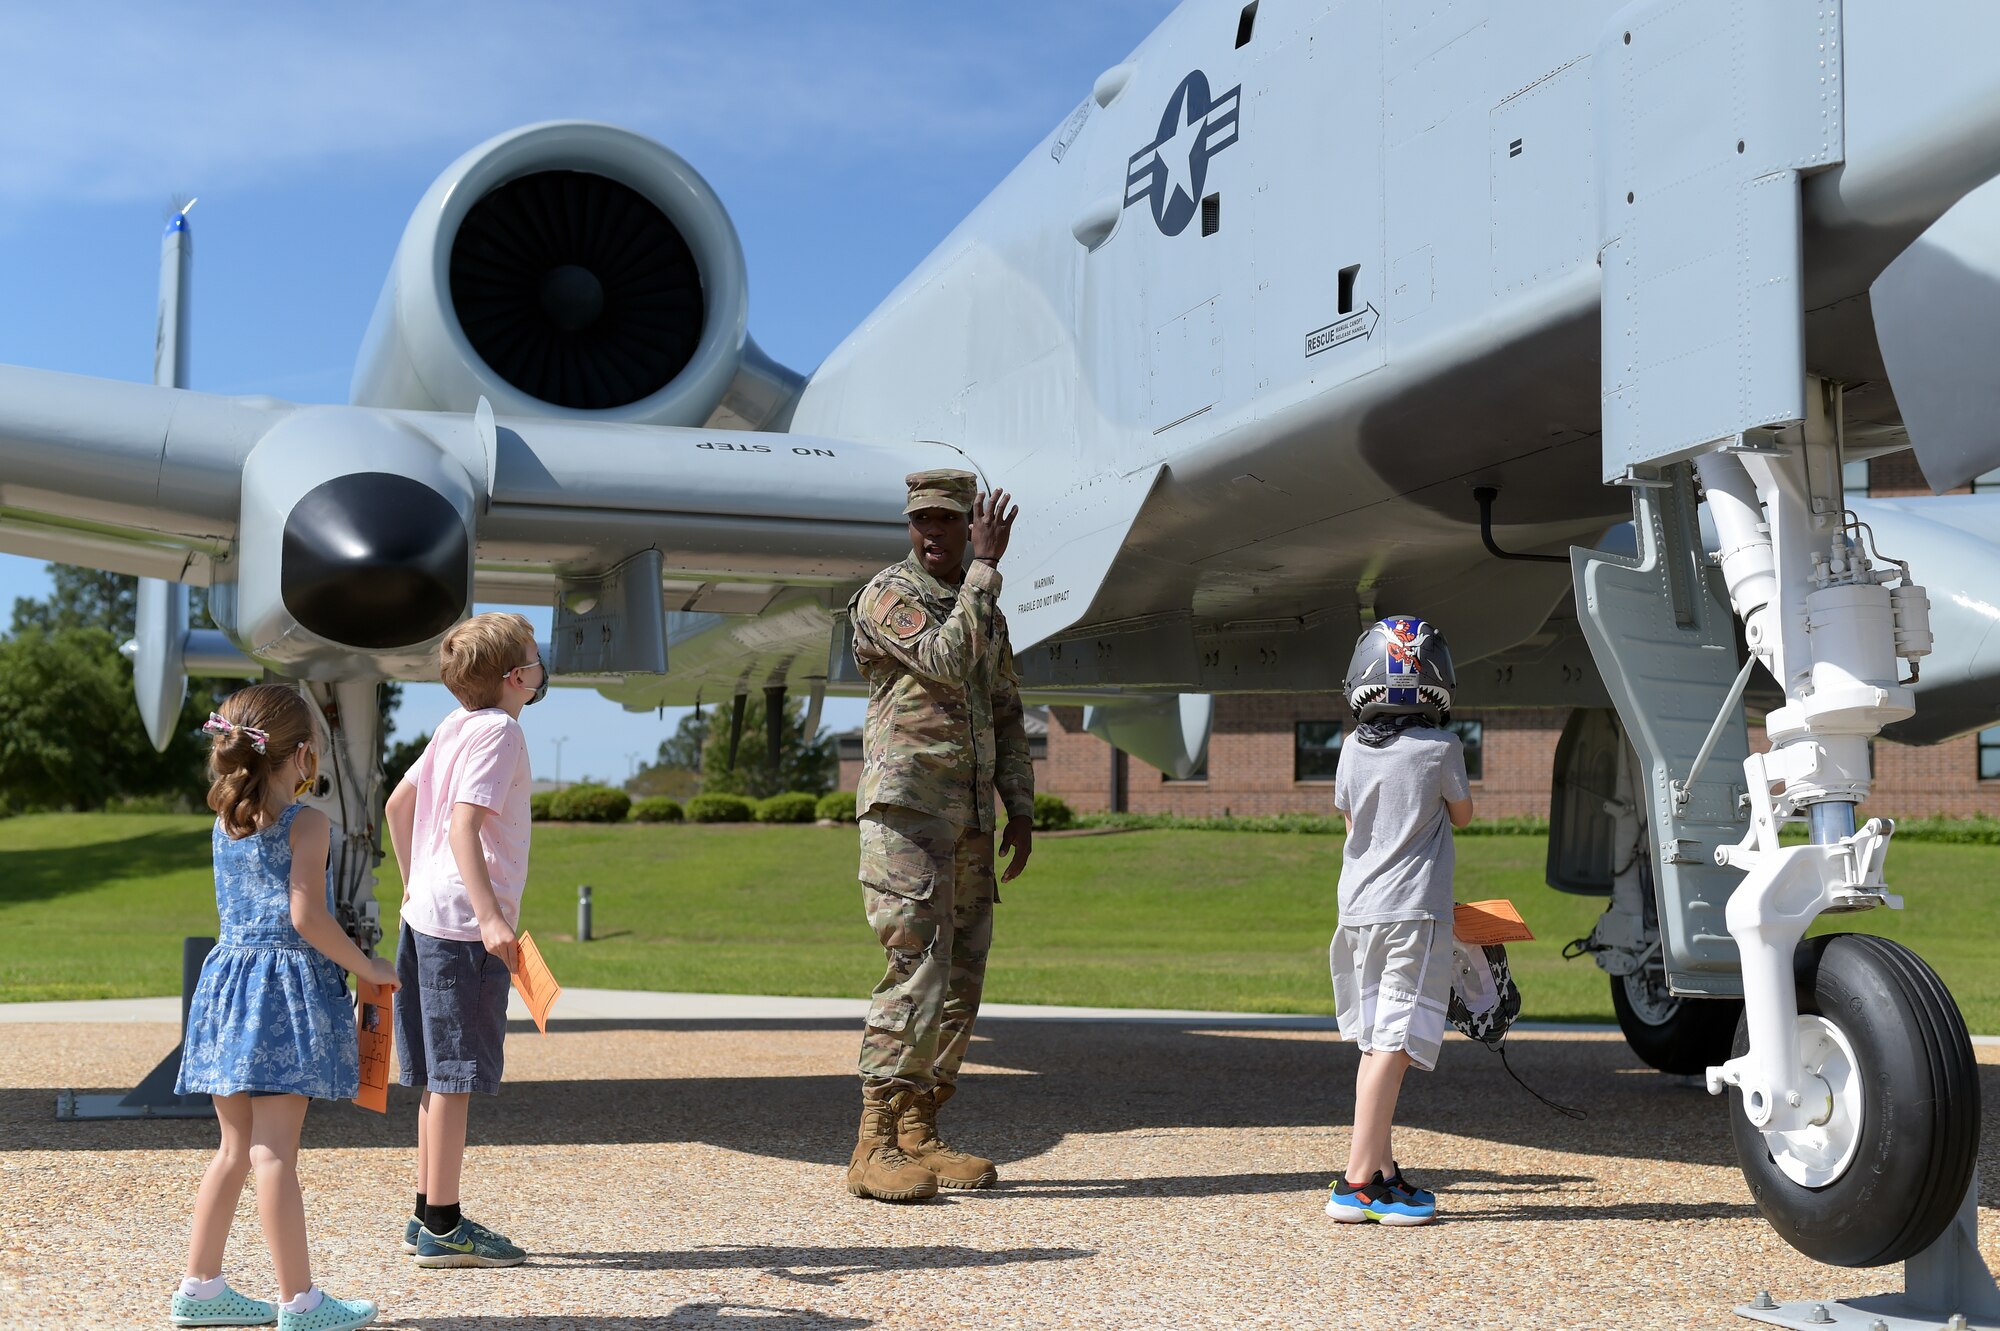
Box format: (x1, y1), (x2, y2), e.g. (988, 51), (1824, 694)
(385, 612), (543, 1268)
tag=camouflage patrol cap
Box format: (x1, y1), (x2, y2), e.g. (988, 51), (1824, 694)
(903, 468), (979, 515)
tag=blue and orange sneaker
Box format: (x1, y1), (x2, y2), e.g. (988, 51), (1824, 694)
(1325, 1170), (1437, 1225)
(1385, 1163), (1435, 1208)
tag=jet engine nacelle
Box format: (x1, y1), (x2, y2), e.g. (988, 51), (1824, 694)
(351, 121), (753, 427)
(208, 407), (481, 679)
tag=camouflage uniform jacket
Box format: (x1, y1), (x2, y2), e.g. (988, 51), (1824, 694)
(849, 554), (1034, 833)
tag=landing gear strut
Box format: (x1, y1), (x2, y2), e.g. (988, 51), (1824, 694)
(1577, 382), (1986, 1291)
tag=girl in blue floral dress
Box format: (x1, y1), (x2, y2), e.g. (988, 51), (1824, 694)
(171, 684), (399, 1331)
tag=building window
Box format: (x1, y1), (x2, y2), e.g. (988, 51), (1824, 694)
(1295, 721), (1342, 782)
(1842, 458), (1870, 498)
(1980, 727), (2000, 781)
(1974, 470), (2000, 495)
(1444, 718), (1484, 781)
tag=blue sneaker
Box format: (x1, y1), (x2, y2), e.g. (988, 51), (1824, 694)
(401, 1215), (421, 1254)
(1325, 1171), (1437, 1225)
(413, 1216), (527, 1268)
(1385, 1163), (1435, 1208)
(277, 1293), (378, 1331)
(171, 1281), (276, 1326)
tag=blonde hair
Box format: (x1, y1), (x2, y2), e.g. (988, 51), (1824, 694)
(439, 612), (537, 710)
(206, 684), (316, 840)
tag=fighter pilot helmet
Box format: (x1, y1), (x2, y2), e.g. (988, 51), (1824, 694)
(1342, 615), (1455, 724)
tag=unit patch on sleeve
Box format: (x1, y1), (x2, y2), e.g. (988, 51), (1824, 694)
(879, 595), (929, 640)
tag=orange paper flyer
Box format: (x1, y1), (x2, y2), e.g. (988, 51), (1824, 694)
(1453, 899), (1535, 946)
(510, 932), (562, 1035)
(353, 979), (392, 1114)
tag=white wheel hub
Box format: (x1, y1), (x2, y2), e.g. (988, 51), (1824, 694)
(1761, 1015), (1863, 1187)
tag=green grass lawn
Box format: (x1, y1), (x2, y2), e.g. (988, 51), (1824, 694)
(5, 813), (2000, 1030)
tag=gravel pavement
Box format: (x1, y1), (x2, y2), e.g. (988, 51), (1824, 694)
(4, 1012), (1998, 1330)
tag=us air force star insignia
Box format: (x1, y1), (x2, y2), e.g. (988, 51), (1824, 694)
(1124, 69), (1241, 237)
(887, 601), (928, 639)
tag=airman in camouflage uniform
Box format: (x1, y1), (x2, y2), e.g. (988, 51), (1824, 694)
(844, 468), (1035, 1203)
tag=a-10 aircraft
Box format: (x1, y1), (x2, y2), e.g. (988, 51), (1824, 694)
(8, 0), (2000, 1313)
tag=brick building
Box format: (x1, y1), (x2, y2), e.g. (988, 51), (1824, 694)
(833, 454), (2000, 820)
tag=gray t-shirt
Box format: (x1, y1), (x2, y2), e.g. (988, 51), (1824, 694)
(1332, 726), (1471, 925)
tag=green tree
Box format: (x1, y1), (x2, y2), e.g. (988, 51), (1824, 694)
(654, 708), (711, 770)
(1, 565), (243, 810)
(0, 626), (208, 809)
(4, 564), (405, 807)
(699, 693), (835, 799)
(383, 732), (428, 790)
(10, 566), (136, 637)
(629, 708), (710, 799)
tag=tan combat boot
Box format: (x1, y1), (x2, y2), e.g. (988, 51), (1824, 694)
(897, 1082), (998, 1189)
(847, 1083), (939, 1202)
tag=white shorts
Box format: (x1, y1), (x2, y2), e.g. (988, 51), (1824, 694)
(1330, 919), (1453, 1071)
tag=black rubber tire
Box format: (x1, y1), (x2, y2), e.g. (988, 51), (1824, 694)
(1728, 933), (1980, 1268)
(1609, 970), (1743, 1075)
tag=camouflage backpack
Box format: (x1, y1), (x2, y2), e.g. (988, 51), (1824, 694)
(1447, 939), (1521, 1049)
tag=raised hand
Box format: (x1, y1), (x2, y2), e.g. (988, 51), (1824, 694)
(971, 488), (1018, 565)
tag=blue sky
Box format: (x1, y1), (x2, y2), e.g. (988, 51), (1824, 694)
(0, 1), (1171, 784)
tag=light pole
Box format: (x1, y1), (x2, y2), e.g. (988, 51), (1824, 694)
(553, 736), (569, 786)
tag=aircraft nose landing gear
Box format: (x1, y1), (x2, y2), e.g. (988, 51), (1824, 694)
(1576, 391), (1997, 1322)
(1727, 935), (1979, 1269)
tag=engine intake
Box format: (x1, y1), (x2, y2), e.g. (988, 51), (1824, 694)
(449, 170), (703, 410)
(353, 121), (748, 426)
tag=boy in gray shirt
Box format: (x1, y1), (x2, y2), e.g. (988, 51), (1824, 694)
(1325, 616), (1471, 1226)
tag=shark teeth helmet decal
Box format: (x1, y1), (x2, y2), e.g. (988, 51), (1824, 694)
(1342, 615), (1456, 723)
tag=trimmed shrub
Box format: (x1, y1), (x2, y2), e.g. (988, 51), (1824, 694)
(1032, 793), (1074, 831)
(815, 790), (858, 823)
(1062, 812), (1546, 837)
(687, 793), (756, 823)
(549, 784), (630, 823)
(756, 791), (820, 824)
(529, 790), (558, 821)
(1884, 814), (2000, 845)
(629, 797), (684, 824)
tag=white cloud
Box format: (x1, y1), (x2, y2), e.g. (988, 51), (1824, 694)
(0, 2), (1167, 206)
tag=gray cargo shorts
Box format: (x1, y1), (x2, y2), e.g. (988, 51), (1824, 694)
(395, 922), (511, 1095)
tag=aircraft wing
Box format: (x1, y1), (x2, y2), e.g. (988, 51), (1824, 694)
(0, 361), (968, 691)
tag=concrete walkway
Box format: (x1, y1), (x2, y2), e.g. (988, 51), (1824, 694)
(18, 988), (2000, 1048)
(0, 987), (1529, 1031)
